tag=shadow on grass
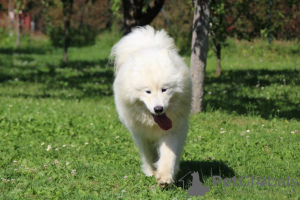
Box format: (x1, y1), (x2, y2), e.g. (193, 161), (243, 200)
(47, 59), (114, 97)
(0, 46), (51, 55)
(204, 69), (300, 120)
(0, 56), (114, 98)
(60, 59), (110, 69)
(175, 160), (235, 190)
(1, 46), (299, 119)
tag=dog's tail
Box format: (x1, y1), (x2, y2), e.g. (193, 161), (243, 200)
(110, 26), (177, 75)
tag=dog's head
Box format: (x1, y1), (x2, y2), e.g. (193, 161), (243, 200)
(127, 48), (187, 130)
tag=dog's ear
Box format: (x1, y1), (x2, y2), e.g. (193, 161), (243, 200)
(160, 49), (169, 57)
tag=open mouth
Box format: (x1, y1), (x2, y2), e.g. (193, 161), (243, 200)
(152, 113), (172, 131)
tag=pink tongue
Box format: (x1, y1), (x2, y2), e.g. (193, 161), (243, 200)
(153, 113), (172, 131)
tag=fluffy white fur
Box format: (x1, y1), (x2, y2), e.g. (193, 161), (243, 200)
(111, 26), (192, 187)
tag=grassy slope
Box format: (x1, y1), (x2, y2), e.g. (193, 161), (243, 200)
(0, 33), (299, 199)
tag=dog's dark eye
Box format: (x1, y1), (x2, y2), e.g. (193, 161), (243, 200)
(162, 89), (167, 93)
(146, 90), (151, 94)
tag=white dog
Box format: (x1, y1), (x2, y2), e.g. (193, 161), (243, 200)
(111, 26), (192, 187)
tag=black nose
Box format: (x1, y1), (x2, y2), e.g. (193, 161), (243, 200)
(154, 106), (164, 114)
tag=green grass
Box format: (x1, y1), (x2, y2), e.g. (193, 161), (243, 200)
(0, 32), (299, 199)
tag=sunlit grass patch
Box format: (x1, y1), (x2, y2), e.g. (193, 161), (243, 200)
(0, 33), (299, 199)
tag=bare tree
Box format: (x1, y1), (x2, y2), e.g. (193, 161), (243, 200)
(190, 0), (210, 114)
(122, 0), (165, 35)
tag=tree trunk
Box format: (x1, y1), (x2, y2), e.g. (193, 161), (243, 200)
(122, 0), (141, 35)
(62, 0), (74, 63)
(190, 0), (210, 114)
(8, 0), (14, 37)
(63, 19), (70, 63)
(16, 12), (21, 48)
(122, 0), (165, 35)
(215, 42), (221, 76)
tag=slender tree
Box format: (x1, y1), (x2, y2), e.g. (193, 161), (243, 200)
(14, 0), (25, 48)
(122, 0), (165, 35)
(16, 10), (21, 47)
(209, 0), (226, 76)
(190, 0), (210, 114)
(209, 0), (252, 76)
(62, 0), (74, 63)
(8, 0), (14, 37)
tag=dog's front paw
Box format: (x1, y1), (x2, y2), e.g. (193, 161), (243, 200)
(142, 167), (154, 177)
(142, 162), (155, 177)
(155, 172), (173, 188)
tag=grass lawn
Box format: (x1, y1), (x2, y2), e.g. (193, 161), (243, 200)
(0, 32), (299, 199)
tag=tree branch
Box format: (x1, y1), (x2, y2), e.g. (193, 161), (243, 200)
(227, 12), (242, 29)
(140, 0), (165, 26)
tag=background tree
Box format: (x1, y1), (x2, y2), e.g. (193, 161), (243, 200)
(42, 0), (110, 62)
(45, 1), (110, 45)
(226, 0), (299, 40)
(209, 0), (251, 76)
(7, 0), (14, 37)
(14, 0), (26, 47)
(208, 0), (299, 76)
(151, 0), (194, 55)
(26, 0), (48, 33)
(61, 0), (74, 63)
(209, 0), (226, 76)
(121, 0), (165, 34)
(190, 0), (210, 114)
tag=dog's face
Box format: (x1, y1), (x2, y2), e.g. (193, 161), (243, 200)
(131, 49), (181, 116)
(125, 48), (185, 130)
(139, 83), (173, 115)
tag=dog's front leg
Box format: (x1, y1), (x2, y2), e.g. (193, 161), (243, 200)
(155, 133), (183, 188)
(132, 134), (157, 177)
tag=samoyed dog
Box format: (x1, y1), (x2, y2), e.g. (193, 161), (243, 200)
(111, 26), (192, 188)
